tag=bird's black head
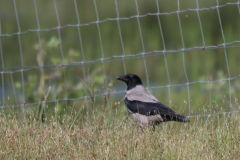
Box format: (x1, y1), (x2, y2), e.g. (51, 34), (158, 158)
(116, 74), (143, 90)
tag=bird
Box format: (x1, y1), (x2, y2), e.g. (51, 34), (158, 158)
(116, 74), (190, 130)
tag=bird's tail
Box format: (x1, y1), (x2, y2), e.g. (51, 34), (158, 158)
(164, 113), (190, 123)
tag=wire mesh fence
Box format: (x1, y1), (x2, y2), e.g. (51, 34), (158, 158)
(0, 0), (240, 125)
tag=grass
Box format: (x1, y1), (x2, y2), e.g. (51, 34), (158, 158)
(1, 1), (240, 158)
(1, 104), (240, 159)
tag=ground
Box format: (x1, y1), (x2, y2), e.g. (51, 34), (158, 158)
(0, 111), (240, 159)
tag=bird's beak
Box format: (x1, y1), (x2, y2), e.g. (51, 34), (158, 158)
(116, 75), (128, 82)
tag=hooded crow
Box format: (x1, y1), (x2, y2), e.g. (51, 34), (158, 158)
(117, 74), (190, 129)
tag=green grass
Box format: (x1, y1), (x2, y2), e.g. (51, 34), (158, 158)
(1, 1), (240, 158)
(1, 104), (240, 159)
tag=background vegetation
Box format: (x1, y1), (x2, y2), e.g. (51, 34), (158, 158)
(0, 0), (240, 158)
(0, 0), (240, 131)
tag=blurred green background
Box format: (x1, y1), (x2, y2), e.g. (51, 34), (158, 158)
(0, 0), (240, 123)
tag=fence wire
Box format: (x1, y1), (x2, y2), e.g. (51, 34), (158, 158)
(0, 1), (240, 123)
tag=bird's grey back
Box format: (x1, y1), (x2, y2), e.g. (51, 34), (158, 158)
(125, 85), (159, 103)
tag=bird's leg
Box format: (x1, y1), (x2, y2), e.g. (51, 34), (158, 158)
(152, 121), (162, 131)
(140, 123), (145, 132)
(149, 121), (156, 131)
(152, 125), (155, 131)
(140, 123), (151, 132)
(140, 123), (155, 132)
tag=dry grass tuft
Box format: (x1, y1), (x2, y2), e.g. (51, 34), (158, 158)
(0, 111), (240, 159)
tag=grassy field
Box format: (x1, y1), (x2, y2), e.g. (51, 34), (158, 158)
(1, 104), (240, 159)
(1, 1), (240, 158)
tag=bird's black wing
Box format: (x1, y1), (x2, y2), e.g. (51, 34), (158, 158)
(124, 97), (188, 122)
